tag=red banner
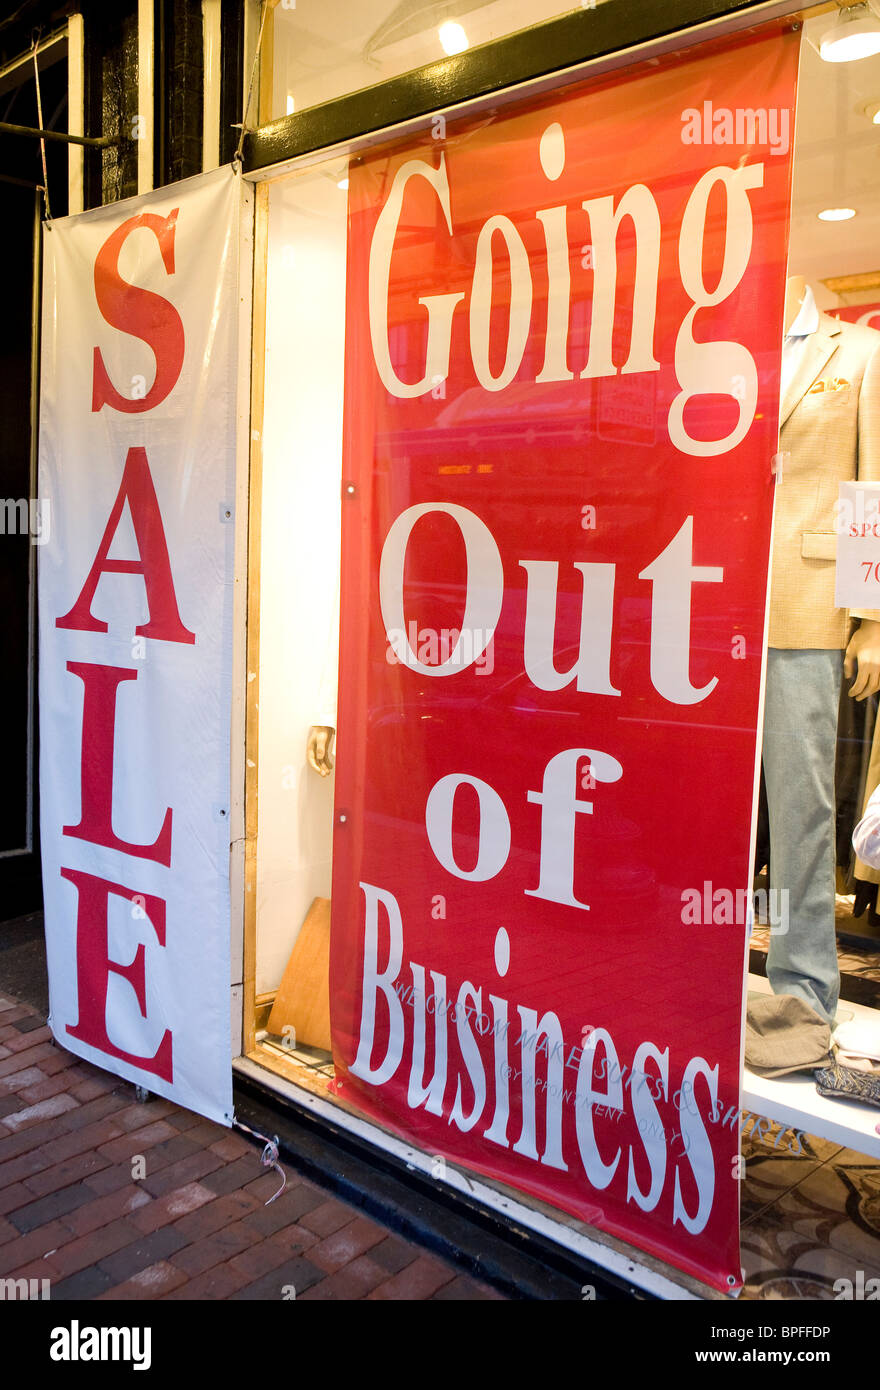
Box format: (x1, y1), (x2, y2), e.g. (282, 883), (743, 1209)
(330, 27), (800, 1291)
(832, 302), (880, 331)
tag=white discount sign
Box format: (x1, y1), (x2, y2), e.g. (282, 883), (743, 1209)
(38, 168), (244, 1124)
(835, 481), (880, 609)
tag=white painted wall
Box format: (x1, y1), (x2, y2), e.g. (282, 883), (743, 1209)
(256, 158), (348, 995)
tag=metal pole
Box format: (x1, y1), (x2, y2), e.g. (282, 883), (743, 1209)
(0, 121), (116, 148)
(25, 188), (43, 857)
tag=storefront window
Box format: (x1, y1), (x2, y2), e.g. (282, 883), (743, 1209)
(266, 0), (591, 119)
(247, 7), (880, 1297)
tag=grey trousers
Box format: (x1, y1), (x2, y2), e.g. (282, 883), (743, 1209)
(762, 648), (843, 1024)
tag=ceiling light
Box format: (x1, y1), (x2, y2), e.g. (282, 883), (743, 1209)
(818, 206), (857, 220)
(439, 20), (469, 54)
(337, 177), (349, 191)
(820, 5), (880, 62)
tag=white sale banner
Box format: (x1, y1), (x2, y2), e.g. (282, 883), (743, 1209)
(38, 168), (244, 1124)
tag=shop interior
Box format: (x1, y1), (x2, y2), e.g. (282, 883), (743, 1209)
(746, 11), (880, 1156)
(243, 6), (880, 1293)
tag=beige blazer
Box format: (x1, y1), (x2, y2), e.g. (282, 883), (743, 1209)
(769, 312), (880, 649)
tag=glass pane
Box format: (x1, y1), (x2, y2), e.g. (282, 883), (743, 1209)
(256, 22), (801, 1294)
(255, 6), (880, 1297)
(269, 0), (588, 119)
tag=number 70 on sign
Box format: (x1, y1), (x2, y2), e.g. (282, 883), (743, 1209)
(835, 482), (880, 608)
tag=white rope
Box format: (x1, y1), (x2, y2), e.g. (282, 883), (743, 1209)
(31, 31), (51, 224)
(234, 1116), (287, 1204)
(233, 0), (270, 171)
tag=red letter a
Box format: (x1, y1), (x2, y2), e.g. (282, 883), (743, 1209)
(63, 661), (173, 866)
(56, 446), (195, 644)
(61, 867), (173, 1082)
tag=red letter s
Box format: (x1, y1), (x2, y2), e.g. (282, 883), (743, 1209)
(92, 209), (184, 414)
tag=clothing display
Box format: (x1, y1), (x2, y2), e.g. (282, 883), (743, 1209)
(762, 650), (843, 1022)
(763, 287), (880, 1025)
(744, 994), (833, 1078)
(836, 685), (877, 873)
(834, 1016), (880, 1060)
(854, 762), (880, 871)
(753, 674), (876, 883)
(768, 293), (880, 649)
(835, 1050), (880, 1076)
(814, 1063), (880, 1110)
(848, 688), (880, 921)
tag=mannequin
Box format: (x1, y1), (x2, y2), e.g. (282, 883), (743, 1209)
(306, 578), (340, 778)
(307, 725), (335, 777)
(762, 276), (880, 1023)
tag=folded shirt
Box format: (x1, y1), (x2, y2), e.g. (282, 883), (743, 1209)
(853, 783), (880, 869)
(835, 1048), (880, 1076)
(834, 1016), (880, 1062)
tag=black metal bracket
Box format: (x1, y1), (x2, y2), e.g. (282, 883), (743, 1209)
(0, 121), (116, 148)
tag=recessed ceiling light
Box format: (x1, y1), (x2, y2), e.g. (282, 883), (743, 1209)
(820, 5), (880, 62)
(438, 20), (469, 55)
(818, 206), (857, 221)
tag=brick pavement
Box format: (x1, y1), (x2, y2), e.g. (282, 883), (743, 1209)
(0, 993), (505, 1301)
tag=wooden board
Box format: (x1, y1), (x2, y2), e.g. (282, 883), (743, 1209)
(242, 180), (270, 1058)
(267, 897), (332, 1051)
